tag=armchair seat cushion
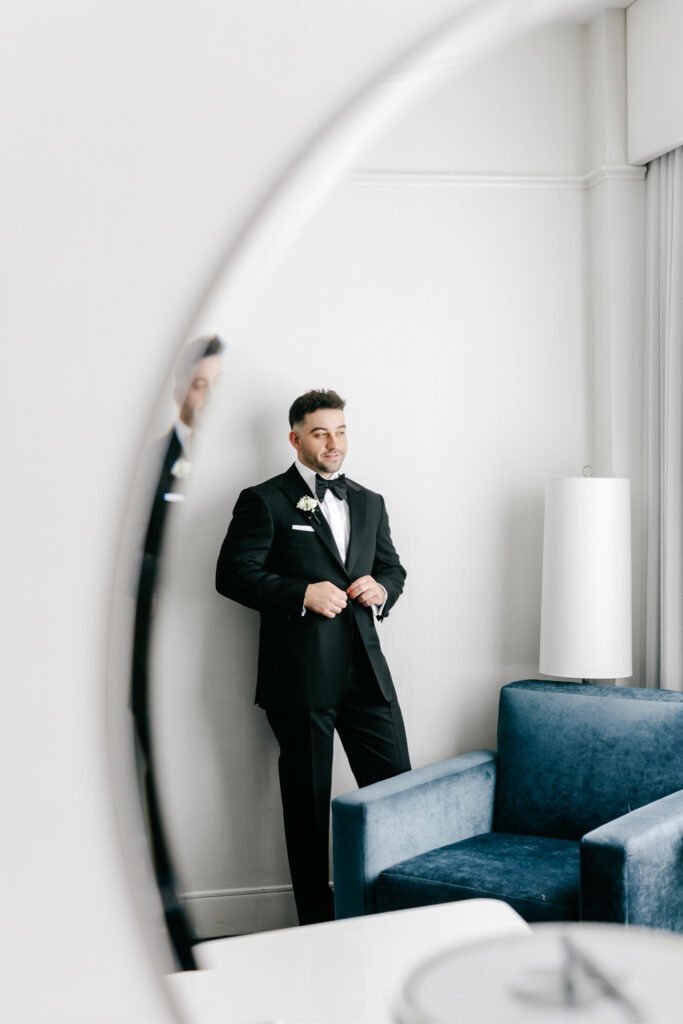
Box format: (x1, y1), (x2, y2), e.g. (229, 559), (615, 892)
(376, 832), (580, 923)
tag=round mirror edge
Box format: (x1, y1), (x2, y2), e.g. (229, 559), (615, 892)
(103, 0), (605, 995)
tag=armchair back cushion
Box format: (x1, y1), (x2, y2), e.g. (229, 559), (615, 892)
(494, 681), (683, 840)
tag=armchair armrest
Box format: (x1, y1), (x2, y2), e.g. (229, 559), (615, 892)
(581, 788), (683, 931)
(332, 749), (497, 919)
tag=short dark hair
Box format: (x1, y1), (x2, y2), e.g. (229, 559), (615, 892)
(174, 334), (225, 392)
(289, 389), (346, 428)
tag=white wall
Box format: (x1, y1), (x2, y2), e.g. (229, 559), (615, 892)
(2, 0), (493, 1018)
(152, 21), (598, 937)
(585, 9), (647, 686)
(628, 0), (683, 163)
(358, 20), (586, 175)
(0, 0), (657, 1014)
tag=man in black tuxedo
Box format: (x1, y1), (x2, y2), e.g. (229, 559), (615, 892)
(140, 335), (225, 587)
(216, 389), (410, 925)
(132, 334), (225, 747)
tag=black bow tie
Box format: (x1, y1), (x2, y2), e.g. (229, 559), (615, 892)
(315, 474), (347, 502)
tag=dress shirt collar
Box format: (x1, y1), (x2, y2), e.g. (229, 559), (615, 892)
(294, 459), (342, 496)
(174, 419), (193, 453)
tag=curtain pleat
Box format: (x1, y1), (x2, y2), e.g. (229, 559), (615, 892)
(643, 148), (683, 690)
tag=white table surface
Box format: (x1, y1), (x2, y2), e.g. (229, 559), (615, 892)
(397, 920), (683, 1024)
(167, 898), (529, 1023)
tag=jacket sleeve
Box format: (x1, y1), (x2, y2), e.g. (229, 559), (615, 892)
(372, 495), (406, 621)
(215, 488), (308, 617)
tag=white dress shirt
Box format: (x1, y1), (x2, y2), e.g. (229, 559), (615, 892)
(294, 460), (386, 616)
(163, 420), (194, 504)
(174, 419), (193, 453)
(295, 460), (349, 561)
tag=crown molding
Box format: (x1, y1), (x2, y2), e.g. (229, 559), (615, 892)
(583, 164), (647, 188)
(351, 164), (647, 189)
(352, 170), (585, 188)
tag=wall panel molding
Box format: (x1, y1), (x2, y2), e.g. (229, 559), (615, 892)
(584, 164), (648, 188)
(351, 164), (647, 189)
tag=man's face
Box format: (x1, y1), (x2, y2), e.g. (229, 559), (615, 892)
(174, 354), (223, 429)
(290, 407), (347, 478)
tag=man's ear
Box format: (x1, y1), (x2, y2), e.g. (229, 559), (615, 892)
(289, 429), (301, 451)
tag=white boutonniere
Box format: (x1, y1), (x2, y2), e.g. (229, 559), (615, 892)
(170, 457), (192, 480)
(296, 495), (320, 521)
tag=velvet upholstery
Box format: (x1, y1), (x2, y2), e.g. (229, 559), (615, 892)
(581, 788), (683, 929)
(332, 750), (497, 918)
(332, 681), (683, 930)
(495, 681), (683, 839)
(376, 833), (579, 922)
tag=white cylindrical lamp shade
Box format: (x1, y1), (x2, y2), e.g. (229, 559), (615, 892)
(540, 477), (632, 680)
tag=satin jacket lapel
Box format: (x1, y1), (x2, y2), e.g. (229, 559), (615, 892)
(344, 481), (367, 577)
(280, 464), (347, 573)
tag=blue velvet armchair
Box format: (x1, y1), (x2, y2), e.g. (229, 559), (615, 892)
(332, 681), (683, 930)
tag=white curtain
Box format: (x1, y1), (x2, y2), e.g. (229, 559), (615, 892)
(643, 147), (683, 690)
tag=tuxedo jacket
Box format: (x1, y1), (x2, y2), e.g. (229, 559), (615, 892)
(132, 428), (184, 735)
(215, 463), (406, 709)
(142, 428), (183, 566)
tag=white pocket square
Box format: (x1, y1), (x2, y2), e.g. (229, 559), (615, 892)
(292, 524), (315, 532)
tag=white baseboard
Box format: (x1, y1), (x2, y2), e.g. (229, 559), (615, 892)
(181, 885), (299, 938)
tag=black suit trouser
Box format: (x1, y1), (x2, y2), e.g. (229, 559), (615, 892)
(265, 628), (410, 926)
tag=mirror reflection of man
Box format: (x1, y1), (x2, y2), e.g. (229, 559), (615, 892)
(133, 334), (224, 736)
(216, 389), (411, 925)
(130, 334), (224, 971)
(139, 334), (225, 597)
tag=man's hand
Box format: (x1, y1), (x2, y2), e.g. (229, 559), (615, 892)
(304, 581), (348, 619)
(347, 575), (385, 607)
